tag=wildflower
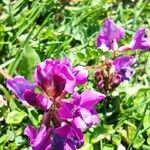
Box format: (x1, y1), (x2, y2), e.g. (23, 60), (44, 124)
(58, 90), (105, 130)
(94, 56), (135, 92)
(6, 59), (88, 110)
(6, 58), (101, 150)
(34, 58), (88, 98)
(96, 18), (124, 50)
(54, 124), (84, 150)
(119, 28), (150, 51)
(113, 56), (135, 80)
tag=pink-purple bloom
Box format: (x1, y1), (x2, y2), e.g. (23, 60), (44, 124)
(113, 56), (135, 80)
(94, 56), (135, 92)
(6, 59), (88, 110)
(96, 18), (150, 52)
(96, 18), (124, 50)
(58, 90), (105, 130)
(119, 28), (150, 51)
(6, 58), (104, 150)
(6, 76), (36, 104)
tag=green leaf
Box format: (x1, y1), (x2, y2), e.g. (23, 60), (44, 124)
(15, 136), (27, 147)
(112, 134), (121, 145)
(143, 114), (150, 135)
(133, 136), (145, 149)
(18, 46), (41, 81)
(6, 110), (27, 124)
(0, 135), (8, 145)
(91, 125), (115, 143)
(7, 130), (15, 141)
(146, 54), (150, 78)
(147, 137), (150, 145)
(103, 144), (114, 150)
(28, 108), (41, 127)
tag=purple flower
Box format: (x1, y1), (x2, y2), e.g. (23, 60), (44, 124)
(24, 124), (52, 150)
(113, 56), (135, 80)
(6, 76), (36, 104)
(34, 59), (88, 97)
(119, 28), (150, 51)
(6, 76), (52, 111)
(55, 124), (84, 149)
(58, 90), (105, 130)
(34, 59), (75, 96)
(6, 58), (88, 111)
(96, 18), (124, 50)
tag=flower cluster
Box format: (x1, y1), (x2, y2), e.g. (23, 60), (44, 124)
(95, 18), (150, 92)
(95, 56), (135, 92)
(96, 18), (150, 52)
(6, 58), (105, 150)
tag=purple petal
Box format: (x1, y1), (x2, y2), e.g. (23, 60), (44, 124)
(24, 124), (37, 140)
(80, 90), (106, 110)
(24, 90), (52, 111)
(70, 124), (84, 148)
(58, 102), (74, 120)
(119, 28), (150, 51)
(96, 18), (124, 50)
(113, 56), (135, 81)
(79, 107), (92, 125)
(73, 116), (87, 130)
(131, 28), (150, 50)
(34, 65), (50, 90)
(34, 59), (76, 95)
(36, 94), (53, 111)
(73, 66), (88, 85)
(6, 76), (36, 104)
(25, 124), (51, 150)
(72, 92), (81, 106)
(59, 65), (76, 93)
(91, 109), (100, 125)
(55, 125), (71, 138)
(23, 89), (38, 106)
(64, 141), (76, 150)
(52, 73), (66, 95)
(113, 56), (135, 72)
(55, 124), (84, 149)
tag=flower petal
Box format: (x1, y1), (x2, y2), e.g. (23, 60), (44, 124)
(24, 90), (52, 111)
(73, 66), (88, 85)
(79, 107), (92, 125)
(25, 124), (51, 150)
(91, 109), (100, 125)
(119, 28), (150, 51)
(96, 18), (124, 50)
(36, 94), (53, 111)
(73, 116), (87, 130)
(80, 90), (106, 110)
(6, 76), (36, 104)
(58, 102), (74, 119)
(113, 56), (135, 72)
